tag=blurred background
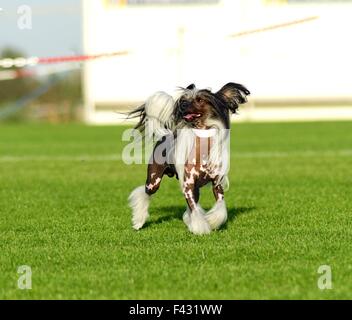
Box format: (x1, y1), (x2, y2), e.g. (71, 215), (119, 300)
(1, 0), (352, 124)
(2, 1), (352, 301)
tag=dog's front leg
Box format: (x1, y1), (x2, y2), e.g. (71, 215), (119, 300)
(204, 183), (228, 230)
(183, 180), (211, 236)
(212, 184), (224, 202)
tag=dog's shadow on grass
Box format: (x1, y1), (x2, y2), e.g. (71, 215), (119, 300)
(227, 206), (256, 221)
(147, 205), (256, 227)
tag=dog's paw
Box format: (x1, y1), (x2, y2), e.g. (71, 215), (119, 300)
(183, 204), (204, 226)
(129, 186), (150, 231)
(132, 209), (150, 230)
(205, 200), (228, 230)
(132, 219), (148, 231)
(183, 209), (191, 226)
(187, 211), (212, 235)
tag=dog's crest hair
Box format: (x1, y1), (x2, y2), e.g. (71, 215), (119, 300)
(173, 83), (250, 129)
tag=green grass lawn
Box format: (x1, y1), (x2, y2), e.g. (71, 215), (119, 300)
(0, 121), (351, 300)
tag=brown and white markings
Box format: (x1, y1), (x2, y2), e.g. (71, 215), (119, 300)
(128, 83), (250, 235)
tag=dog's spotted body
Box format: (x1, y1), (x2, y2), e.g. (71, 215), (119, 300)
(128, 83), (250, 235)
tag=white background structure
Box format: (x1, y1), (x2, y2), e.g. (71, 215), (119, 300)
(82, 0), (352, 124)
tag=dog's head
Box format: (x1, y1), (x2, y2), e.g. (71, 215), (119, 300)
(173, 83), (250, 129)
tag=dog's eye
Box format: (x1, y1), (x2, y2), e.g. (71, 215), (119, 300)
(179, 101), (189, 110)
(196, 97), (204, 104)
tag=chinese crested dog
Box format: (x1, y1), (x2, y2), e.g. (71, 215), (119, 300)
(128, 83), (250, 235)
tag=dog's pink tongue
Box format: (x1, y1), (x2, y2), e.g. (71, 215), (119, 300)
(184, 114), (194, 121)
(183, 113), (198, 121)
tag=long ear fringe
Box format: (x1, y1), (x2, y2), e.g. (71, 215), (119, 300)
(217, 82), (250, 114)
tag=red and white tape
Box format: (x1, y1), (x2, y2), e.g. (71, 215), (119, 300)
(0, 51), (130, 69)
(0, 64), (81, 81)
(229, 16), (319, 38)
(0, 57), (39, 69)
(0, 16), (318, 72)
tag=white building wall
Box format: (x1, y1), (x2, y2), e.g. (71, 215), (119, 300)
(83, 0), (352, 122)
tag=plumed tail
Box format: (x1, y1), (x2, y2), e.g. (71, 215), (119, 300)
(127, 104), (147, 132)
(128, 92), (175, 138)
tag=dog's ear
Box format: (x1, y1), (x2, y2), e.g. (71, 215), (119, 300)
(186, 84), (196, 90)
(217, 83), (250, 113)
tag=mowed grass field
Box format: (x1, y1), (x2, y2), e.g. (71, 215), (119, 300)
(0, 121), (351, 300)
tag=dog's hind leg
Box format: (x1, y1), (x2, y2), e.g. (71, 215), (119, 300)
(205, 184), (228, 230)
(129, 162), (166, 230)
(129, 186), (151, 230)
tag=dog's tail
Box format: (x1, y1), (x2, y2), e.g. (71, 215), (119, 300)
(127, 92), (175, 137)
